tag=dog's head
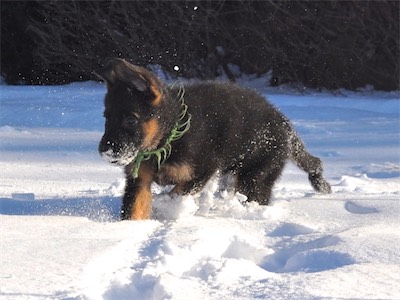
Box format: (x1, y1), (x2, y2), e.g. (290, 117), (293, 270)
(95, 59), (170, 166)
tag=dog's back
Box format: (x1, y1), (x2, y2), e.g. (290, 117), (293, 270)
(169, 81), (291, 173)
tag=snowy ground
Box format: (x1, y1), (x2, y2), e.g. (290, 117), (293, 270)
(0, 78), (399, 299)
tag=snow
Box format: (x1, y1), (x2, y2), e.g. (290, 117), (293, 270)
(1, 79), (399, 300)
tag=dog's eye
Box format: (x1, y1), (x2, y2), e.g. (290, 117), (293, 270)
(123, 115), (138, 128)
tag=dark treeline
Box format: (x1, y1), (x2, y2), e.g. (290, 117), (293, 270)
(1, 0), (399, 90)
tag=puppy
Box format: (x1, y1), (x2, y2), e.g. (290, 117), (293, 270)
(95, 59), (331, 220)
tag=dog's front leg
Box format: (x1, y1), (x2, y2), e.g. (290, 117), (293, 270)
(122, 163), (154, 220)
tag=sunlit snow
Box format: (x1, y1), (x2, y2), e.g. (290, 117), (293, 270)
(1, 78), (399, 299)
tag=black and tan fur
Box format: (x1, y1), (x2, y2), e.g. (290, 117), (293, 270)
(95, 59), (331, 220)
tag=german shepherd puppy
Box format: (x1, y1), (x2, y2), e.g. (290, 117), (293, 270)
(95, 59), (331, 220)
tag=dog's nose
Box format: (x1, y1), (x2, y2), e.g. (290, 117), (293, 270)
(98, 138), (114, 153)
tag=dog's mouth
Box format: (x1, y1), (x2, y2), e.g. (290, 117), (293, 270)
(100, 148), (138, 166)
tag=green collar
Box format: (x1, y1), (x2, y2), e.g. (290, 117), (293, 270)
(132, 85), (191, 178)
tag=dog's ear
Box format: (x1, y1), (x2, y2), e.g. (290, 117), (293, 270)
(94, 59), (163, 106)
(94, 59), (148, 92)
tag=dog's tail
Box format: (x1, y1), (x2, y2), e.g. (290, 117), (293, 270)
(289, 131), (332, 194)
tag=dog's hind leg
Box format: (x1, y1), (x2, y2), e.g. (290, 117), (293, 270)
(237, 158), (286, 205)
(290, 132), (332, 194)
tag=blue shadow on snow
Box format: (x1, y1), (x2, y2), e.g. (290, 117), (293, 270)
(0, 196), (121, 222)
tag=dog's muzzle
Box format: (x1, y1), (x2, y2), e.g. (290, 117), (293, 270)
(99, 140), (138, 166)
